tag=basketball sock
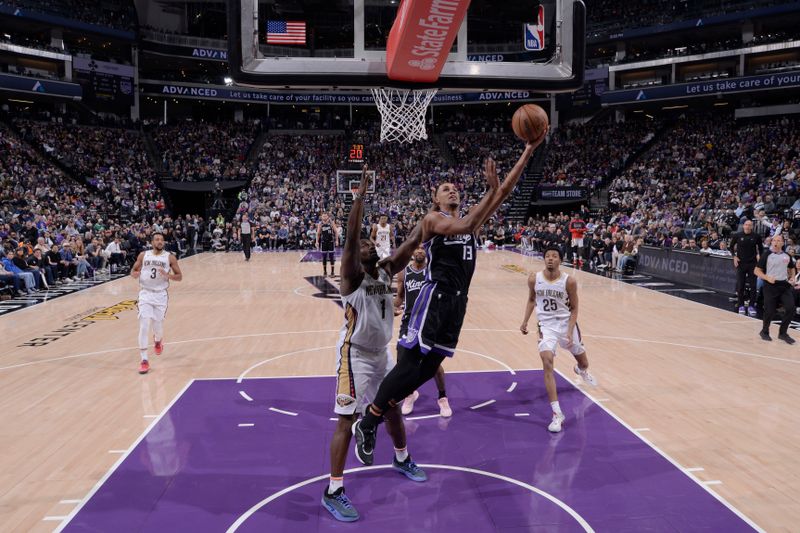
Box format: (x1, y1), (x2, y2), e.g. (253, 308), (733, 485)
(138, 317), (149, 352)
(394, 447), (409, 463)
(551, 401), (563, 416)
(328, 476), (343, 494)
(140, 349), (148, 362)
(438, 389), (447, 399)
(361, 405), (382, 430)
(152, 319), (164, 343)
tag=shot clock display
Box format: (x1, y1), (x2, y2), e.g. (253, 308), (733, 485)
(348, 143), (365, 164)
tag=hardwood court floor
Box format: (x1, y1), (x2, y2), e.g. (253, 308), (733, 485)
(0, 251), (797, 532)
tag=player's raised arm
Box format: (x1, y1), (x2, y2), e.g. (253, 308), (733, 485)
(520, 272), (538, 335)
(340, 166), (369, 294)
(130, 251), (145, 279)
(424, 182), (496, 238)
(481, 135), (546, 225)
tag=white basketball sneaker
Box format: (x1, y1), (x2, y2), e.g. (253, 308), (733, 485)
(438, 397), (452, 418)
(548, 412), (565, 433)
(401, 391), (419, 415)
(574, 365), (598, 387)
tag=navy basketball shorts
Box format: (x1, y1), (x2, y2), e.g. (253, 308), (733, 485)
(398, 282), (467, 357)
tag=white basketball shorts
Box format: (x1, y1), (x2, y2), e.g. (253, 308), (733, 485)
(377, 246), (391, 260)
(538, 320), (585, 356)
(138, 289), (168, 322)
(334, 340), (394, 416)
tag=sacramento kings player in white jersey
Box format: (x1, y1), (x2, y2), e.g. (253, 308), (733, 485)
(130, 233), (182, 375)
(323, 167), (426, 523)
(521, 246), (596, 433)
(394, 247), (451, 418)
(371, 214), (394, 260)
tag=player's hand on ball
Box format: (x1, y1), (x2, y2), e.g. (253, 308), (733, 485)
(526, 126), (548, 151)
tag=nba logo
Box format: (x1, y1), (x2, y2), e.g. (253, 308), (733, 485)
(524, 5), (545, 51)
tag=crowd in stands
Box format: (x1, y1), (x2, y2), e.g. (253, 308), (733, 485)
(541, 118), (658, 189)
(509, 113), (800, 278)
(0, 0), (137, 31)
(614, 29), (800, 66)
(607, 113), (799, 250)
(0, 118), (175, 298)
(151, 121), (259, 181)
(585, 0), (788, 36)
(14, 119), (166, 217)
(4, 106), (800, 302)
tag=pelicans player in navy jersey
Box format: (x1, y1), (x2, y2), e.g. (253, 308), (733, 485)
(353, 132), (547, 465)
(394, 247), (451, 417)
(323, 167), (426, 523)
(130, 233), (182, 374)
(520, 246), (597, 432)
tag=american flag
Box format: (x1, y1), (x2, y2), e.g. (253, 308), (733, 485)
(266, 20), (307, 45)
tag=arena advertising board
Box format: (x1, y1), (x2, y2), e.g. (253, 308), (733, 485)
(0, 73), (81, 98)
(141, 82), (540, 105)
(140, 41), (228, 61)
(602, 70), (800, 105)
(637, 246), (736, 294)
(536, 186), (588, 203)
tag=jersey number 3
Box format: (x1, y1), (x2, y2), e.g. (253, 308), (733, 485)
(150, 267), (157, 279)
(542, 298), (557, 311)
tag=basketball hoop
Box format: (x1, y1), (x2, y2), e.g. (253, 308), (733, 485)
(371, 87), (438, 144)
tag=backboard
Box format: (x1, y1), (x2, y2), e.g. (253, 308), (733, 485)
(336, 170), (377, 194)
(227, 0), (585, 91)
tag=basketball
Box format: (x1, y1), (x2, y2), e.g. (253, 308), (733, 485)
(511, 104), (549, 143)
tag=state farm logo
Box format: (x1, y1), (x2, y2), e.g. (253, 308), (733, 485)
(408, 57), (437, 71)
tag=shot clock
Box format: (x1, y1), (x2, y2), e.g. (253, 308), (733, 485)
(348, 143), (365, 165)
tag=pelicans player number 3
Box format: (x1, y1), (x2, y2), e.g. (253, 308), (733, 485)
(131, 232), (183, 374)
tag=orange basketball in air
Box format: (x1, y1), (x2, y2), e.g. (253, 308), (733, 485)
(511, 104), (549, 142)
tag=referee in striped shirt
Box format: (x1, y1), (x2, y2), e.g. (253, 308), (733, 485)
(755, 234), (797, 344)
(239, 213), (253, 262)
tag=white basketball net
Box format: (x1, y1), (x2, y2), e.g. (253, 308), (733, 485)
(371, 87), (438, 144)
